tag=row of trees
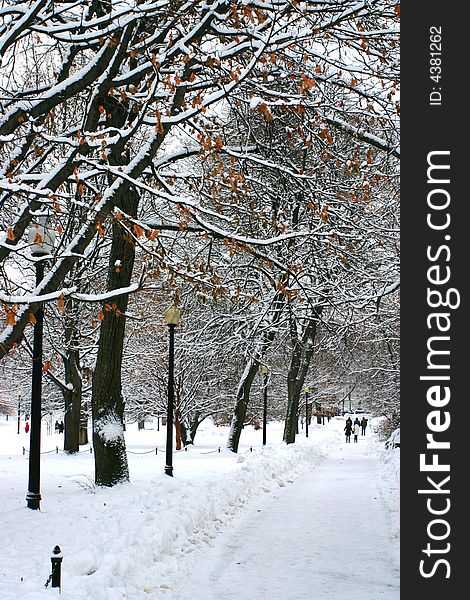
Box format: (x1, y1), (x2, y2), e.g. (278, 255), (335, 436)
(0, 0), (399, 485)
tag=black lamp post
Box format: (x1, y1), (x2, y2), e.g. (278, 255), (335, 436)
(304, 385), (311, 438)
(26, 216), (55, 510)
(163, 305), (181, 477)
(17, 394), (21, 435)
(260, 365), (269, 445)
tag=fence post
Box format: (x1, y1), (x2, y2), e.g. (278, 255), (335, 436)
(51, 545), (62, 589)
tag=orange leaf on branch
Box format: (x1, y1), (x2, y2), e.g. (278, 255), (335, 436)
(58, 293), (66, 314)
(5, 306), (17, 326)
(320, 204), (329, 222)
(155, 110), (164, 134)
(258, 103), (273, 122)
(133, 223), (144, 238)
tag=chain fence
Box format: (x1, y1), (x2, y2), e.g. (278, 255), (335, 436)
(20, 444), (235, 456)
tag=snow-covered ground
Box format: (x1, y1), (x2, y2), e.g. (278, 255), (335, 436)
(0, 415), (399, 599)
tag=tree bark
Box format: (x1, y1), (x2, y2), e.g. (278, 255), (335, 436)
(189, 412), (202, 444)
(180, 422), (188, 446)
(226, 358), (260, 453)
(63, 312), (82, 453)
(91, 188), (139, 485)
(79, 403), (89, 445)
(181, 412), (203, 445)
(283, 307), (322, 444)
(91, 81), (143, 486)
(175, 409), (182, 451)
(64, 389), (81, 453)
(227, 292), (285, 452)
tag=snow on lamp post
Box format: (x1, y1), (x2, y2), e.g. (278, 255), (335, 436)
(304, 385), (311, 438)
(260, 365), (269, 445)
(26, 215), (55, 510)
(163, 305), (181, 477)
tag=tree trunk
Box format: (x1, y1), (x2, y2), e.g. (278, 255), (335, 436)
(64, 388), (81, 453)
(283, 307), (322, 444)
(63, 342), (82, 454)
(227, 358), (260, 452)
(189, 412), (201, 444)
(181, 412), (202, 446)
(227, 292), (285, 453)
(79, 403), (89, 445)
(180, 422), (188, 446)
(63, 314), (82, 453)
(175, 409), (182, 450)
(90, 84), (142, 486)
(92, 311), (130, 485)
(92, 187), (138, 486)
(284, 340), (303, 444)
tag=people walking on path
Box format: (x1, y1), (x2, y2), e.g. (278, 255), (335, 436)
(353, 423), (360, 443)
(344, 421), (353, 443)
(25, 421), (29, 433)
(361, 417), (368, 435)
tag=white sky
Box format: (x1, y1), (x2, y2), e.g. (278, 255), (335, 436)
(0, 415), (399, 599)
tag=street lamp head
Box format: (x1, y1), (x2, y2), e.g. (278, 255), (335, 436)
(260, 365), (269, 374)
(164, 305), (181, 326)
(303, 385), (311, 393)
(28, 216), (56, 257)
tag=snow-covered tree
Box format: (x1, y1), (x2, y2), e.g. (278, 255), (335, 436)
(0, 0), (399, 480)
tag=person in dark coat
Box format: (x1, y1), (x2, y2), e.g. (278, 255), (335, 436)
(353, 416), (360, 427)
(344, 421), (353, 443)
(361, 417), (368, 435)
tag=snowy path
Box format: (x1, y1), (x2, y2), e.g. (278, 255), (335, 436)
(173, 438), (399, 600)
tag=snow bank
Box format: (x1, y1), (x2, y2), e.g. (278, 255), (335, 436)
(0, 419), (341, 599)
(365, 418), (400, 564)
